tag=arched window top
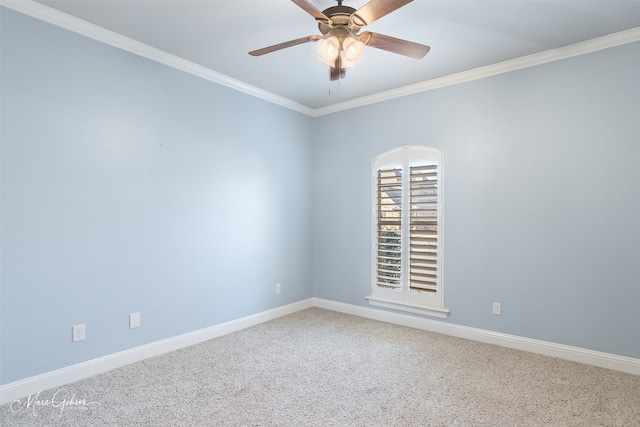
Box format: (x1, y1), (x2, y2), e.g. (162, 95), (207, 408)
(368, 145), (448, 318)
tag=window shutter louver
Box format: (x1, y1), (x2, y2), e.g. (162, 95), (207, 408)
(409, 165), (438, 293)
(376, 168), (402, 289)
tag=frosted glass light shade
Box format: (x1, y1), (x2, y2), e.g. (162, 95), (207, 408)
(317, 36), (340, 65)
(343, 37), (365, 62)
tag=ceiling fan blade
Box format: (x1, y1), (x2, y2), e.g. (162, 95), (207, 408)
(249, 35), (321, 56)
(291, 0), (330, 23)
(353, 0), (413, 26)
(360, 32), (430, 59)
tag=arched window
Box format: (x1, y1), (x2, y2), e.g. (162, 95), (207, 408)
(368, 146), (449, 318)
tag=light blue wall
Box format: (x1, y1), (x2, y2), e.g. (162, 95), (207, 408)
(2, 7), (639, 387)
(1, 9), (313, 384)
(313, 42), (640, 359)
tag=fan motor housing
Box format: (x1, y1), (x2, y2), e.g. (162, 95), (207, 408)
(318, 5), (357, 34)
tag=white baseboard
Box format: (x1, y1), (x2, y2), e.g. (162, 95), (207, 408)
(312, 298), (640, 376)
(0, 299), (313, 405)
(3, 297), (637, 405)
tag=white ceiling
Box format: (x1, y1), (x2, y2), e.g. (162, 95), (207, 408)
(15, 1), (640, 110)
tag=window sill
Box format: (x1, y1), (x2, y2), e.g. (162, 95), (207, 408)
(366, 296), (450, 319)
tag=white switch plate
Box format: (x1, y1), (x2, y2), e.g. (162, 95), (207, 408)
(276, 283), (281, 294)
(492, 302), (502, 315)
(72, 324), (86, 342)
(129, 313), (140, 329)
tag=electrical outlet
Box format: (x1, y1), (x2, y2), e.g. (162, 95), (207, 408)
(276, 283), (281, 294)
(129, 313), (140, 329)
(492, 302), (502, 315)
(72, 324), (86, 342)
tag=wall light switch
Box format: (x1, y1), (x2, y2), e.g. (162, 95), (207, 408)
(129, 313), (140, 329)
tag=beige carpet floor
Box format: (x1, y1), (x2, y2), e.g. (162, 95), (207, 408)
(1, 307), (639, 426)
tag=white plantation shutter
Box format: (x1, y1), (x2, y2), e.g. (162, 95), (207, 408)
(370, 146), (447, 317)
(376, 168), (402, 289)
(409, 165), (438, 293)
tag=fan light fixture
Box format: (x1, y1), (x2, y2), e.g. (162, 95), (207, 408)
(317, 35), (365, 68)
(249, 0), (431, 82)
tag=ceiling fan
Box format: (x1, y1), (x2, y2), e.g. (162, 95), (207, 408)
(249, 0), (430, 81)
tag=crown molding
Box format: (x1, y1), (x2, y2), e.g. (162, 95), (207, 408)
(0, 0), (315, 116)
(311, 27), (640, 117)
(2, 1), (639, 118)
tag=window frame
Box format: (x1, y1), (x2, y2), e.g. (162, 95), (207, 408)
(367, 145), (449, 318)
